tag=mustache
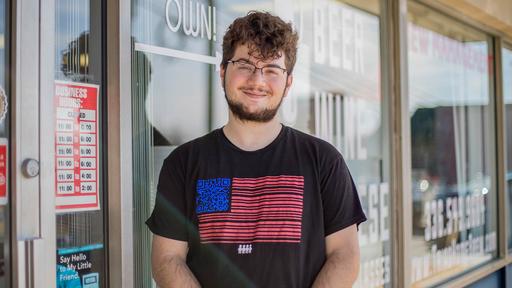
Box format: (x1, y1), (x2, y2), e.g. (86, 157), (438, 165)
(240, 87), (271, 94)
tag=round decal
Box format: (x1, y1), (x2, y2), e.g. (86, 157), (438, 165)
(0, 86), (7, 121)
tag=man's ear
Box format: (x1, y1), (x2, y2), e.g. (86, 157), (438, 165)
(283, 74), (293, 97)
(220, 65), (226, 88)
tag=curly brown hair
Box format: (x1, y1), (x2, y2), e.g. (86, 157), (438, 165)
(222, 11), (299, 74)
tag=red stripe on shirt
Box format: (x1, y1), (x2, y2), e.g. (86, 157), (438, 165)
(197, 175), (304, 244)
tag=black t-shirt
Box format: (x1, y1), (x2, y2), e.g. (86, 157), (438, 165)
(146, 125), (367, 288)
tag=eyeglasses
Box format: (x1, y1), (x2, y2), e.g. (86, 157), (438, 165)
(227, 59), (287, 81)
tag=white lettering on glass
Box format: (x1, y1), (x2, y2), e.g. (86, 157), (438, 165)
(328, 3), (341, 68)
(379, 183), (390, 242)
(313, 1), (364, 74)
(313, 91), (367, 160)
(355, 255), (391, 288)
(412, 231), (496, 282)
(344, 96), (367, 160)
(358, 182), (390, 247)
(165, 0), (217, 41)
(368, 184), (379, 244)
(166, 0), (181, 32)
(342, 8), (354, 71)
(313, 2), (326, 64)
(424, 194), (487, 242)
(356, 182), (389, 288)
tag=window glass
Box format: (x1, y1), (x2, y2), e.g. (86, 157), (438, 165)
(504, 46), (512, 250)
(408, 2), (497, 286)
(55, 0), (106, 286)
(132, 0), (390, 287)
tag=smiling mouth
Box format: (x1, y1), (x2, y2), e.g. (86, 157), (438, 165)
(242, 89), (267, 98)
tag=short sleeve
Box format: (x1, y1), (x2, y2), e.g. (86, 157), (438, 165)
(321, 155), (367, 236)
(146, 150), (190, 241)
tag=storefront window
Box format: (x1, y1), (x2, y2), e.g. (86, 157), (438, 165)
(504, 46), (512, 250)
(132, 0), (390, 287)
(408, 2), (497, 286)
(55, 0), (106, 286)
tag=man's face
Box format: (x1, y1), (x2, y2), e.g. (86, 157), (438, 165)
(220, 44), (293, 122)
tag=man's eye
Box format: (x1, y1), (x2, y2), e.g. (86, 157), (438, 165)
(237, 63), (254, 70)
(263, 68), (280, 75)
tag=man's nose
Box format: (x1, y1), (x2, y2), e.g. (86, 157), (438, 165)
(247, 68), (266, 82)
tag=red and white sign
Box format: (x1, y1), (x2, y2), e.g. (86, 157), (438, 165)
(0, 138), (8, 205)
(55, 81), (100, 213)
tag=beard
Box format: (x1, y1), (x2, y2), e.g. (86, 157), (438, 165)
(225, 92), (284, 123)
(224, 80), (286, 123)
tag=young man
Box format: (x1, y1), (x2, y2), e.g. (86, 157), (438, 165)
(147, 11), (367, 288)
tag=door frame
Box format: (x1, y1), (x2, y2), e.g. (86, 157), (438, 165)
(10, 0), (56, 287)
(106, 0), (134, 287)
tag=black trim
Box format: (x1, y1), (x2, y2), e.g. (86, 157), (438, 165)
(100, 0), (109, 285)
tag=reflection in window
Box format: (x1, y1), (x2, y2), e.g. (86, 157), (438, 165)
(408, 2), (497, 286)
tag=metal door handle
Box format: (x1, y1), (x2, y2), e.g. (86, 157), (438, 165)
(22, 158), (40, 178)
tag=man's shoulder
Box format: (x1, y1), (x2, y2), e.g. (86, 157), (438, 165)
(286, 126), (341, 158)
(164, 129), (219, 162)
(180, 129), (218, 150)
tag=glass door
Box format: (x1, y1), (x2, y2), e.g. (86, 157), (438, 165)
(4, 0), (108, 286)
(54, 0), (107, 287)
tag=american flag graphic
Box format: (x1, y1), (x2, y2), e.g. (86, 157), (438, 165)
(197, 175), (304, 244)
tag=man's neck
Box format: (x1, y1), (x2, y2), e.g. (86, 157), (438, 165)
(223, 115), (283, 152)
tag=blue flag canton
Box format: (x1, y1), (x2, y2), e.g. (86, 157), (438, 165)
(196, 178), (231, 214)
